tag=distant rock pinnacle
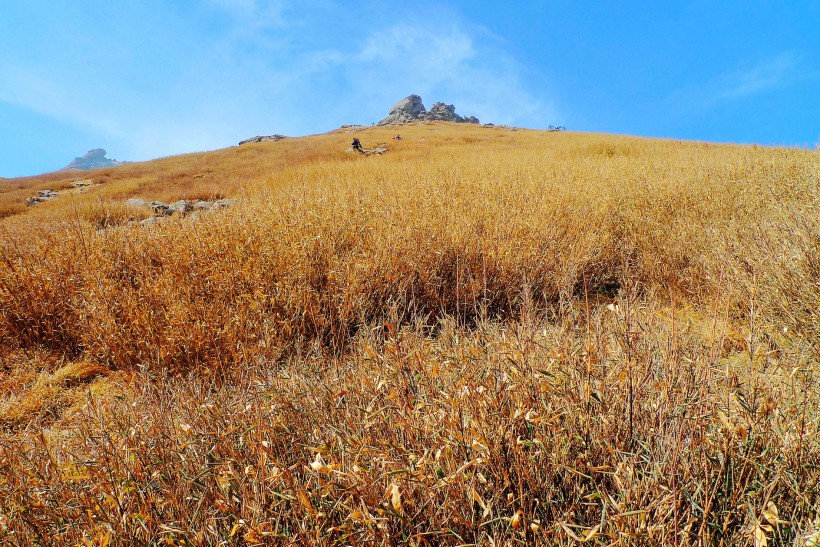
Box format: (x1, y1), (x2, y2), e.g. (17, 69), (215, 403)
(61, 149), (123, 171)
(377, 95), (479, 125)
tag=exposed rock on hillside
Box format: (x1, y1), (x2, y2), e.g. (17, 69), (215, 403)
(25, 179), (101, 206)
(377, 95), (479, 125)
(239, 134), (287, 145)
(26, 190), (59, 206)
(61, 149), (123, 171)
(124, 197), (238, 226)
(348, 146), (388, 156)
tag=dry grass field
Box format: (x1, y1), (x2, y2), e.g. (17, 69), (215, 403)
(1, 123), (818, 545)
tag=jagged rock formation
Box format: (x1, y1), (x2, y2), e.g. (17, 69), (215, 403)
(61, 149), (123, 171)
(377, 95), (479, 125)
(425, 102), (480, 124)
(239, 134), (287, 145)
(378, 95), (427, 125)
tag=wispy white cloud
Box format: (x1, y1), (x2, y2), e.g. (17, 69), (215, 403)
(718, 53), (796, 99)
(358, 25), (476, 72)
(343, 23), (557, 127)
(206, 0), (287, 26)
(0, 62), (129, 140)
(666, 53), (799, 114)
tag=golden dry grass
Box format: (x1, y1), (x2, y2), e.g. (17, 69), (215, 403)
(1, 123), (818, 545)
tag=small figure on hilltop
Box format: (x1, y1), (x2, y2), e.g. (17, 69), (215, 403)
(392, 133), (402, 140)
(351, 137), (363, 153)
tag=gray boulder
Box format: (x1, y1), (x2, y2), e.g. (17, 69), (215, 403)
(212, 198), (237, 209)
(169, 200), (192, 214)
(125, 198), (149, 208)
(150, 201), (173, 216)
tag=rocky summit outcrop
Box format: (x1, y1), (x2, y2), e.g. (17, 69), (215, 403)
(61, 149), (123, 171)
(377, 95), (479, 125)
(425, 102), (480, 124)
(378, 95), (427, 125)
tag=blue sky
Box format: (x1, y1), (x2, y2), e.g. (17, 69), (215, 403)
(1, 1), (818, 177)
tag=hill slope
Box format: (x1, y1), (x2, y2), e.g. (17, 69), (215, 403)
(1, 123), (819, 545)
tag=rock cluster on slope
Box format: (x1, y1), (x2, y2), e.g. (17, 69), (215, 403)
(61, 149), (123, 171)
(238, 134), (288, 145)
(24, 180), (97, 206)
(26, 189), (60, 206)
(377, 95), (479, 125)
(124, 197), (237, 226)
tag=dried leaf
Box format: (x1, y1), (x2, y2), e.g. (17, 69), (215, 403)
(753, 522), (771, 547)
(297, 489), (315, 515)
(309, 452), (334, 473)
(471, 439), (489, 455)
(389, 483), (403, 513)
(762, 501), (786, 525)
(583, 524), (601, 542)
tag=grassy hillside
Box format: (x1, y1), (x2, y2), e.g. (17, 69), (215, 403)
(1, 123), (818, 545)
